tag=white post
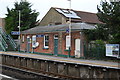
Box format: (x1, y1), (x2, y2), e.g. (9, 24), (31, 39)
(68, 0), (71, 57)
(18, 10), (21, 51)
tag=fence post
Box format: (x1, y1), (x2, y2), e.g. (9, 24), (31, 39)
(84, 42), (87, 58)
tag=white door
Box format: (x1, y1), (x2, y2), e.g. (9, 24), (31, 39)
(75, 39), (81, 58)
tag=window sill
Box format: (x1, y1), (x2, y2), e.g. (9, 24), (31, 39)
(64, 49), (71, 51)
(43, 47), (49, 50)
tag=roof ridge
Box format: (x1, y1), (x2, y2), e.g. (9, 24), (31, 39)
(52, 7), (70, 10)
(73, 10), (97, 14)
(52, 7), (97, 14)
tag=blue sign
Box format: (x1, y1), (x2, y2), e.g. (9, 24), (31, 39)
(11, 31), (20, 35)
(66, 28), (69, 33)
(36, 35), (44, 37)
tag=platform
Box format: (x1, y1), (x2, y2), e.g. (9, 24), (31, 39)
(0, 51), (119, 69)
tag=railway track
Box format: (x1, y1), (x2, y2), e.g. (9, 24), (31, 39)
(1, 64), (65, 80)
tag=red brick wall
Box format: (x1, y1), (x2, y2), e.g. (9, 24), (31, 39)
(61, 32), (81, 56)
(21, 34), (27, 51)
(33, 33), (54, 54)
(20, 31), (85, 57)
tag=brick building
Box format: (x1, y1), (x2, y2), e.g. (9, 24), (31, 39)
(20, 7), (101, 58)
(20, 23), (95, 58)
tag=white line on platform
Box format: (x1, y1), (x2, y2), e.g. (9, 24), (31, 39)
(0, 73), (13, 79)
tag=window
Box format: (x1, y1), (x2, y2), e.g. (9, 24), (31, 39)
(55, 22), (61, 25)
(66, 35), (71, 50)
(62, 9), (71, 14)
(27, 35), (31, 43)
(32, 35), (36, 48)
(44, 35), (49, 48)
(22, 35), (24, 43)
(54, 35), (58, 39)
(48, 22), (55, 26)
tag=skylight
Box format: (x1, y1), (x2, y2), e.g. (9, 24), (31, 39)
(56, 9), (81, 19)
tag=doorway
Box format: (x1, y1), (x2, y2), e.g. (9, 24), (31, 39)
(54, 35), (58, 56)
(27, 36), (31, 52)
(75, 39), (81, 58)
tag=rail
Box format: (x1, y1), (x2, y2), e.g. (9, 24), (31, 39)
(8, 34), (17, 49)
(0, 34), (8, 51)
(1, 64), (62, 79)
(0, 28), (17, 50)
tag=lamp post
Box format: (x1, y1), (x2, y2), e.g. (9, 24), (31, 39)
(18, 10), (21, 51)
(68, 0), (71, 57)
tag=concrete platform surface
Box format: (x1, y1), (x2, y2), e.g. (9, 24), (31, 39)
(0, 51), (119, 69)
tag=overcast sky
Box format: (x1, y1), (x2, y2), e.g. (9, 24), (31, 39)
(0, 0), (109, 20)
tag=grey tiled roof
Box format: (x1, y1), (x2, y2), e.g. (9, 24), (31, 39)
(21, 23), (95, 34)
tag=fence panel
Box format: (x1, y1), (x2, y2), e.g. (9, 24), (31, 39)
(84, 43), (106, 60)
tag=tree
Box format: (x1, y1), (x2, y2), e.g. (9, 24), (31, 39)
(97, 1), (120, 43)
(83, 24), (108, 42)
(5, 0), (39, 36)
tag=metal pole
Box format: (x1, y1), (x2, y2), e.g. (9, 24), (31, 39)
(18, 10), (21, 52)
(68, 0), (71, 57)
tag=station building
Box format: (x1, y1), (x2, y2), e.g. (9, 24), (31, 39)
(20, 7), (102, 58)
(20, 23), (95, 58)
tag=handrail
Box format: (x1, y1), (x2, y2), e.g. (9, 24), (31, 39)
(0, 34), (8, 48)
(8, 34), (17, 49)
(0, 42), (6, 51)
(0, 28), (17, 50)
(0, 28), (2, 34)
(0, 34), (8, 51)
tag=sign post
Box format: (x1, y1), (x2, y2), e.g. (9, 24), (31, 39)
(18, 10), (21, 52)
(68, 0), (71, 58)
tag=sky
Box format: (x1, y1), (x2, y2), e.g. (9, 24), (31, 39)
(0, 0), (109, 20)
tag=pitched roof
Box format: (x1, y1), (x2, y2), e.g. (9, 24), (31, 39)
(21, 23), (95, 34)
(74, 10), (102, 24)
(53, 7), (102, 24)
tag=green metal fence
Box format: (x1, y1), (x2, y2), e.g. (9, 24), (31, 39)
(84, 42), (119, 62)
(84, 43), (106, 60)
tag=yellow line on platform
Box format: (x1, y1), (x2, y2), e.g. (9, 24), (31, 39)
(0, 52), (119, 68)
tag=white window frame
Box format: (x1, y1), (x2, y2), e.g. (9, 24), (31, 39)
(44, 35), (49, 48)
(66, 35), (71, 50)
(27, 35), (31, 43)
(22, 35), (24, 42)
(54, 35), (58, 39)
(32, 35), (36, 48)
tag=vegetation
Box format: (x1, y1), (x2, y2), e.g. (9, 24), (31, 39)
(5, 0), (39, 38)
(84, 1), (120, 44)
(97, 1), (120, 44)
(83, 24), (108, 42)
